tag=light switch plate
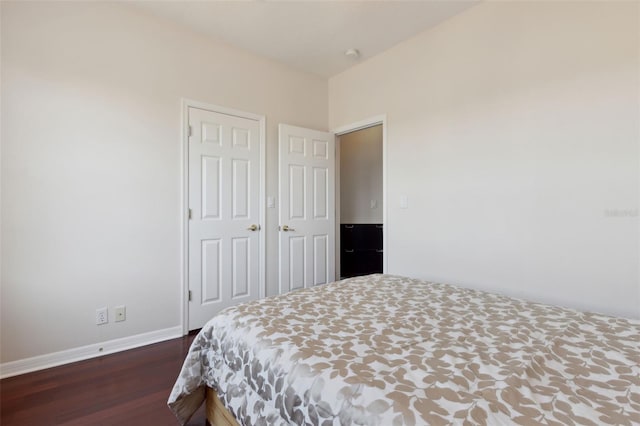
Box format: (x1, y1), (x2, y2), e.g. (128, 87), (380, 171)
(267, 196), (275, 208)
(400, 195), (408, 209)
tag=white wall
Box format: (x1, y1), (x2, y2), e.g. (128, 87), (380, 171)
(330, 1), (640, 319)
(340, 125), (383, 224)
(0, 2), (327, 363)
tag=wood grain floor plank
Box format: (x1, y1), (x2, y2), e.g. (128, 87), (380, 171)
(0, 333), (207, 426)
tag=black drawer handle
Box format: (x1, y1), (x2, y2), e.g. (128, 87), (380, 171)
(345, 249), (354, 253)
(344, 225), (354, 229)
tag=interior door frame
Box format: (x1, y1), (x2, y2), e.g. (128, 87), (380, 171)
(180, 99), (266, 335)
(332, 115), (388, 278)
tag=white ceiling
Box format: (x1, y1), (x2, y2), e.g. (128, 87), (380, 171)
(130, 1), (478, 78)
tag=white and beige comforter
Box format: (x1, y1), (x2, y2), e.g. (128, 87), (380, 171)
(168, 274), (640, 425)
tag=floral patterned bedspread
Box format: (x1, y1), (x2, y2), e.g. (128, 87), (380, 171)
(168, 274), (640, 425)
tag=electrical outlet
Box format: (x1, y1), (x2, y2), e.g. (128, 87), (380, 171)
(96, 307), (108, 325)
(115, 305), (126, 322)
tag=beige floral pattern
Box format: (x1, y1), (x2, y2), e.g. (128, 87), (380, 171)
(168, 274), (640, 425)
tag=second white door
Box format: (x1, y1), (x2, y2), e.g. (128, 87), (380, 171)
(278, 124), (335, 294)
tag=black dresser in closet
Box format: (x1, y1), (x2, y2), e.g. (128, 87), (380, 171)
(340, 224), (383, 278)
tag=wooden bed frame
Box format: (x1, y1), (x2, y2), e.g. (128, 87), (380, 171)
(206, 387), (239, 426)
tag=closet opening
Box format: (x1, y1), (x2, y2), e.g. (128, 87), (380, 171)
(336, 124), (384, 279)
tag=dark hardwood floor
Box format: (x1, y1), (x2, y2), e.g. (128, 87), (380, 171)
(0, 333), (207, 425)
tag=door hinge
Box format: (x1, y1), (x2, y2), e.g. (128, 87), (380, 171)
(188, 290), (192, 301)
(188, 208), (192, 220)
(188, 125), (192, 137)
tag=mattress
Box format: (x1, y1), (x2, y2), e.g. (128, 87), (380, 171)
(168, 274), (640, 425)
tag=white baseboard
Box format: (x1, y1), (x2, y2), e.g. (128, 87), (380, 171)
(0, 326), (183, 379)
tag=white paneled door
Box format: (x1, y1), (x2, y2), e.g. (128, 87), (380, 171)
(278, 124), (335, 294)
(188, 106), (262, 329)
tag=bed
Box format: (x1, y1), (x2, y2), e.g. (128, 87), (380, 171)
(168, 274), (640, 425)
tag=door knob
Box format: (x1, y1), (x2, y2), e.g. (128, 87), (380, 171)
(281, 225), (295, 232)
(247, 224), (260, 231)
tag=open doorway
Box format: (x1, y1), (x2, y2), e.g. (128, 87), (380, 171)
(336, 124), (384, 279)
